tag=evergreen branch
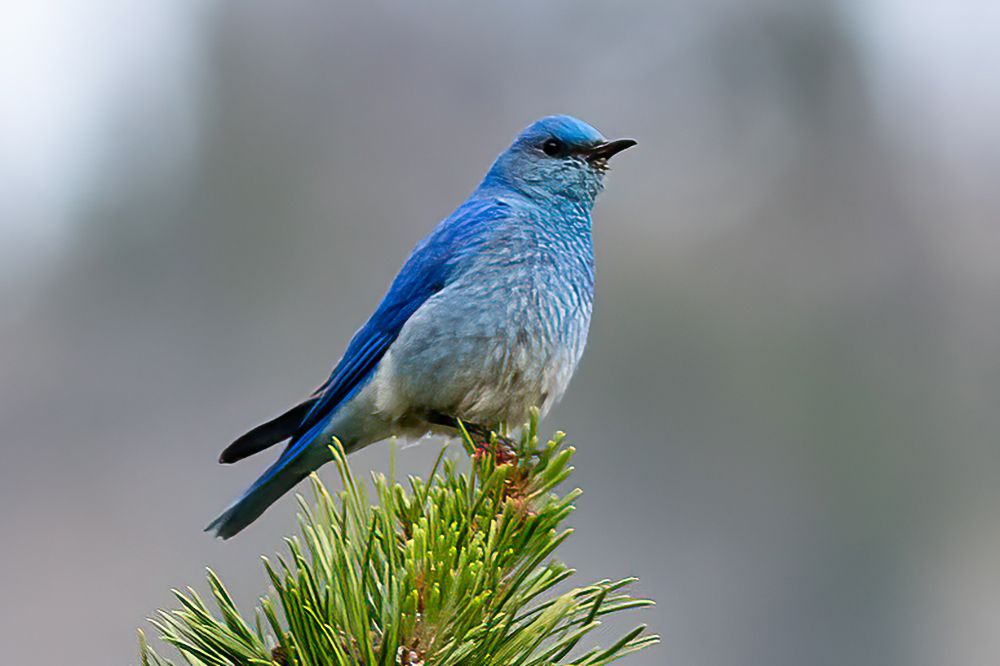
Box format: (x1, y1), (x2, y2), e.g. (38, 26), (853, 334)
(141, 413), (657, 665)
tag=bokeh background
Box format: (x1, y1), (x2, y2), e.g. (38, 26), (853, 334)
(3, 2), (1000, 665)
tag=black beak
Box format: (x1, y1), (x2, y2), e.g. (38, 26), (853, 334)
(587, 138), (637, 162)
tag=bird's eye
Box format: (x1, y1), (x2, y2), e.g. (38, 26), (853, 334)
(542, 138), (565, 157)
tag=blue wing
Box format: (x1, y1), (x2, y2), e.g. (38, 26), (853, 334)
(207, 197), (514, 537)
(278, 197), (510, 462)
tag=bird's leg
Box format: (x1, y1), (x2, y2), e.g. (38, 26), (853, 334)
(428, 412), (517, 464)
(468, 424), (517, 465)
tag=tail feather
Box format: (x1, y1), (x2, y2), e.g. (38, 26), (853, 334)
(219, 399), (317, 464)
(207, 420), (333, 539)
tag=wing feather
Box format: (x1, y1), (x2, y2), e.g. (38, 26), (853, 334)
(284, 198), (512, 451)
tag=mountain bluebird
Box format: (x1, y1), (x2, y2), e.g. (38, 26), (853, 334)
(208, 115), (635, 537)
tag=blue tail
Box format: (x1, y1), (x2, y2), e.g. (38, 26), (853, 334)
(206, 420), (334, 539)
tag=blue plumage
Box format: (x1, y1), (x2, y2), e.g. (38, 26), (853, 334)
(208, 116), (635, 538)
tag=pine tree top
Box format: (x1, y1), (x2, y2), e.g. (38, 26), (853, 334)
(141, 415), (658, 665)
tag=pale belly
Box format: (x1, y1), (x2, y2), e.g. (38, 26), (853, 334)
(366, 280), (591, 429)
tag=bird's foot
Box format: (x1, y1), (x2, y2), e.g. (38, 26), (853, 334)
(426, 413), (519, 465)
(472, 433), (517, 465)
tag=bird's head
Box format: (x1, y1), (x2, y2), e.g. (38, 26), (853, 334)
(481, 115), (636, 208)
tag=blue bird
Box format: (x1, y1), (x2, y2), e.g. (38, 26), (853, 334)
(208, 115), (635, 538)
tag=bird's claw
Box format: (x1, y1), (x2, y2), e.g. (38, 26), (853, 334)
(472, 433), (518, 465)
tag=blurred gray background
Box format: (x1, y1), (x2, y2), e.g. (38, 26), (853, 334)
(2, 2), (1000, 665)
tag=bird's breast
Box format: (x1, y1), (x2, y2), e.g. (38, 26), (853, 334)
(373, 243), (593, 427)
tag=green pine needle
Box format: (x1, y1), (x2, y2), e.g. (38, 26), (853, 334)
(141, 413), (657, 665)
